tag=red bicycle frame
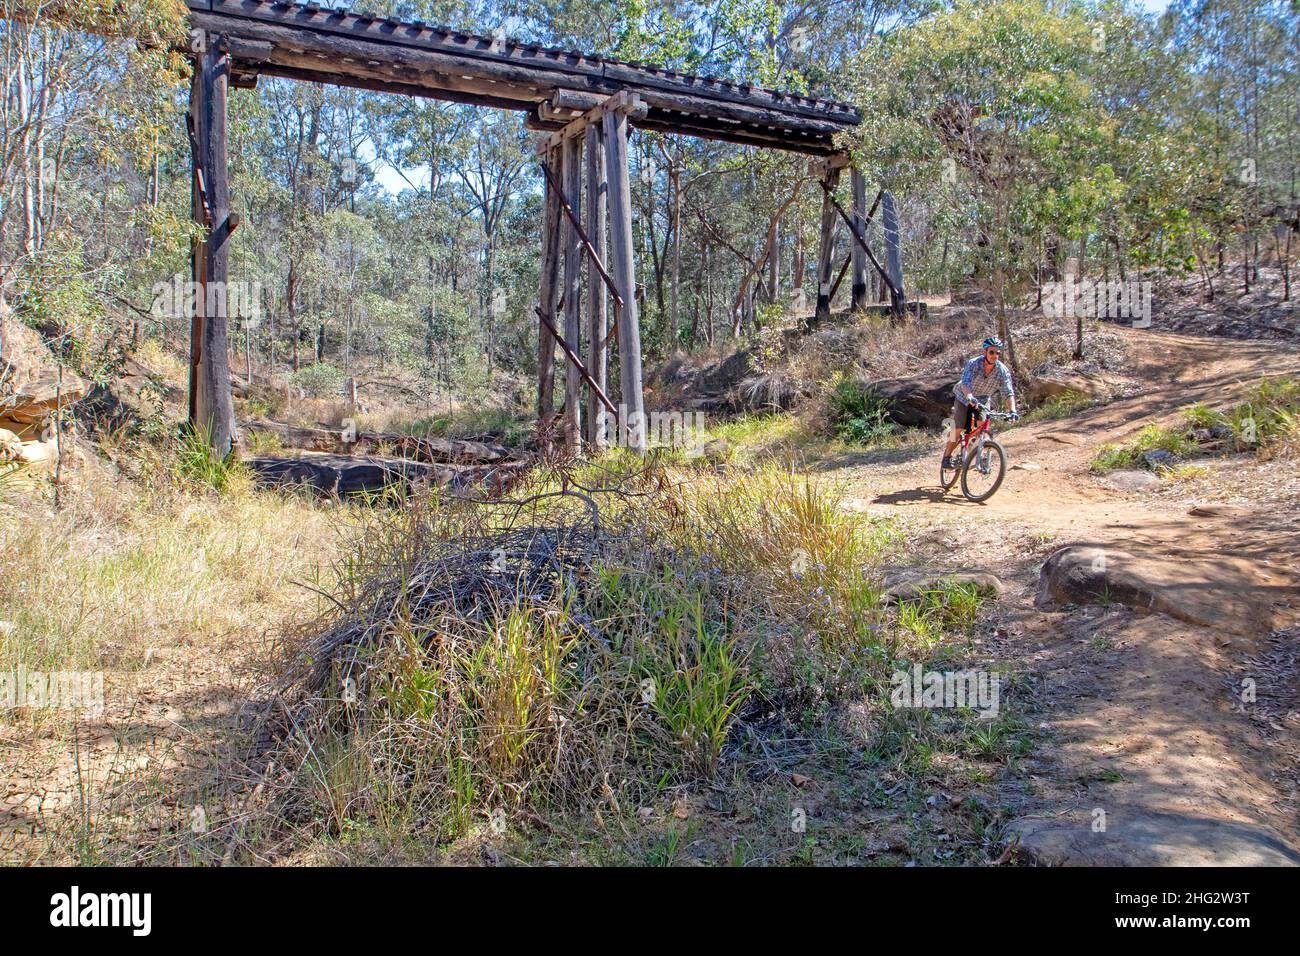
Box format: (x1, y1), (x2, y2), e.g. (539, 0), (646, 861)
(956, 408), (993, 454)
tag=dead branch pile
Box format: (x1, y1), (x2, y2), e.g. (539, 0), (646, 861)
(287, 490), (603, 702)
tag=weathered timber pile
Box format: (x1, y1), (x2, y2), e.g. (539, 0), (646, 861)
(246, 454), (528, 498)
(241, 419), (512, 464)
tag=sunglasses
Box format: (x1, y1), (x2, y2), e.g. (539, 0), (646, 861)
(986, 349), (1002, 357)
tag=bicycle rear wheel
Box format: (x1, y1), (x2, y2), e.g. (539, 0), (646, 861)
(960, 439), (1006, 502)
(940, 450), (962, 492)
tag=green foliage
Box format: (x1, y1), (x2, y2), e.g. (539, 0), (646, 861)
(173, 426), (249, 493)
(18, 237), (128, 386)
(1091, 423), (1197, 473)
(828, 374), (899, 445)
(1092, 377), (1300, 472)
(289, 363), (346, 399)
(1019, 389), (1097, 424)
(1232, 377), (1300, 454)
(896, 580), (988, 645)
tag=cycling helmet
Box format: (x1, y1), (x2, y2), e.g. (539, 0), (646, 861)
(981, 336), (1004, 351)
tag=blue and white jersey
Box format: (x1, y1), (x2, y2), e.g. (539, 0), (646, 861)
(955, 356), (1016, 413)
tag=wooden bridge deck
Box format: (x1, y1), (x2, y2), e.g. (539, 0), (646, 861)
(187, 0), (860, 154)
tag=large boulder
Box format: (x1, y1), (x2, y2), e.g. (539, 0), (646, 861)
(1037, 544), (1294, 637)
(1, 310), (87, 439)
(0, 373), (88, 435)
(867, 373), (956, 428)
(647, 348), (754, 415)
(1010, 809), (1300, 867)
(701, 349), (753, 394)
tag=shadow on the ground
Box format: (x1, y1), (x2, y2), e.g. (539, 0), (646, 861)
(809, 438), (937, 474)
(871, 486), (949, 505)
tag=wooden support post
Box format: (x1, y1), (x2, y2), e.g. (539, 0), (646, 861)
(602, 107), (646, 454)
(188, 66), (206, 424)
(535, 308), (617, 416)
(561, 133), (583, 455)
(190, 39), (237, 458)
(585, 124), (608, 451)
(881, 190), (906, 316)
(850, 167), (869, 311)
(536, 144), (561, 445)
(828, 252), (852, 304)
(814, 166), (841, 328)
(767, 218), (780, 303)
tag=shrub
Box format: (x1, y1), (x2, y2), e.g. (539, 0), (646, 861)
(1092, 376), (1300, 472)
(172, 425), (251, 494)
(827, 373), (899, 445)
(290, 362), (346, 399)
(1020, 389), (1095, 424)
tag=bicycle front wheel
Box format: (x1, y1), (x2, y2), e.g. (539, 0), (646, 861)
(960, 439), (1006, 502)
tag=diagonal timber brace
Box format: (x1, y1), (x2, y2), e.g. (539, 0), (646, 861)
(818, 178), (902, 303)
(535, 307), (617, 416)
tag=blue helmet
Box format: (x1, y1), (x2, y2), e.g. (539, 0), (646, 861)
(981, 336), (1004, 352)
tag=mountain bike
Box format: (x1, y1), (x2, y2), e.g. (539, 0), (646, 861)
(940, 404), (1014, 502)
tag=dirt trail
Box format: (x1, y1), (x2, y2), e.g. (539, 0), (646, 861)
(835, 324), (1300, 865)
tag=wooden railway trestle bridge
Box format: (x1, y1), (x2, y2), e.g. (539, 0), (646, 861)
(182, 0), (906, 456)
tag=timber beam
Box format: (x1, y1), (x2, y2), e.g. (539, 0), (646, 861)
(185, 0), (859, 155)
(535, 91), (646, 153)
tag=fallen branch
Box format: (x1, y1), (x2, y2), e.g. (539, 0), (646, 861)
(241, 418), (514, 464)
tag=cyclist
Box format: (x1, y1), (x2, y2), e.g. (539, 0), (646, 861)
(942, 336), (1018, 470)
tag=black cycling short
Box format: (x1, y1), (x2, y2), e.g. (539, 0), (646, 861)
(951, 397), (985, 433)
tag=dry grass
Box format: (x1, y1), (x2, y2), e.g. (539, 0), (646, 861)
(0, 442), (347, 864)
(163, 457), (1029, 866)
(0, 452), (339, 676)
(3, 423), (1030, 866)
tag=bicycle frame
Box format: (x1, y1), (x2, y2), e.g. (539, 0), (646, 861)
(943, 405), (1012, 499)
(957, 408), (994, 455)
(954, 406), (1012, 467)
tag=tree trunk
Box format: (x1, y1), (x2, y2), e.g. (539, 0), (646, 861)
(670, 160), (681, 347)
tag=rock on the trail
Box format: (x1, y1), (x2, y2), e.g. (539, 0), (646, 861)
(1009, 809), (1300, 866)
(1187, 503), (1256, 519)
(1036, 544), (1289, 637)
(1101, 469), (1161, 492)
(1140, 448), (1179, 470)
(884, 570), (1006, 605)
